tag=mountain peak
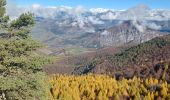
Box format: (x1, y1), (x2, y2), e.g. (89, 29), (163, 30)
(135, 4), (150, 10)
(131, 4), (150, 11)
(118, 4), (151, 20)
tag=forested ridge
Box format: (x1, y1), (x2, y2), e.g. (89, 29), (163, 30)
(73, 35), (170, 82)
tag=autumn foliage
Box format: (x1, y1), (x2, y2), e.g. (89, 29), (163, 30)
(49, 74), (170, 100)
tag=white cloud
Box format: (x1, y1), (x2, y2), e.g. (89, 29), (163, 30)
(100, 12), (117, 20)
(88, 16), (104, 24)
(142, 21), (161, 30)
(90, 8), (113, 14)
(101, 30), (109, 35)
(147, 23), (161, 30)
(132, 20), (146, 32)
(132, 20), (162, 32)
(32, 4), (41, 9)
(73, 5), (86, 15)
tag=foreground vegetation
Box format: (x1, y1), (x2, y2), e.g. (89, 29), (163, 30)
(50, 74), (170, 100)
(0, 0), (53, 99)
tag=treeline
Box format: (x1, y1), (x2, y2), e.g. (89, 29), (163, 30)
(50, 74), (170, 100)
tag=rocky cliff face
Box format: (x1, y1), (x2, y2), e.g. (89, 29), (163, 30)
(99, 21), (167, 47)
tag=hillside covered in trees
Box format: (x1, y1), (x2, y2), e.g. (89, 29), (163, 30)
(72, 35), (170, 82)
(45, 34), (170, 100)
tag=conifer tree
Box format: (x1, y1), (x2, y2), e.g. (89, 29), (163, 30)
(0, 0), (53, 99)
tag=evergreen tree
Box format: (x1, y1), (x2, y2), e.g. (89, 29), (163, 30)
(0, 0), (6, 18)
(0, 0), (53, 99)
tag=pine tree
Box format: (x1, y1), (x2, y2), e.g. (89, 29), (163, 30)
(0, 0), (6, 18)
(0, 0), (53, 99)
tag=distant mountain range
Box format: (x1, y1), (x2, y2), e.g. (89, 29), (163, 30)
(13, 4), (170, 52)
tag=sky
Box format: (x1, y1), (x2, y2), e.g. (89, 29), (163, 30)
(15, 0), (170, 9)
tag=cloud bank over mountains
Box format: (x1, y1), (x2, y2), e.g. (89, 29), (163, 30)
(7, 1), (169, 48)
(6, 1), (170, 31)
(6, 0), (170, 21)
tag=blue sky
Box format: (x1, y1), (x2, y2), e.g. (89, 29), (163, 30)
(16, 0), (170, 9)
